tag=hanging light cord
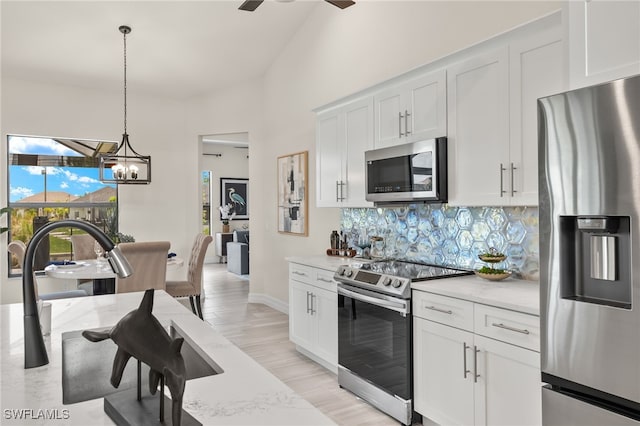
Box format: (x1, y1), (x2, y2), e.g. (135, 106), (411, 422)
(123, 27), (128, 136)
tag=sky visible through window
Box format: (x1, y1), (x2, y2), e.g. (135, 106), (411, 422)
(8, 136), (115, 202)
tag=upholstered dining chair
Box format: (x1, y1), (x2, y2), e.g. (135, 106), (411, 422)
(166, 234), (212, 319)
(115, 241), (171, 294)
(7, 240), (88, 300)
(70, 234), (97, 260)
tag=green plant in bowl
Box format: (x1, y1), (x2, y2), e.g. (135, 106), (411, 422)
(478, 247), (506, 263)
(478, 266), (507, 274)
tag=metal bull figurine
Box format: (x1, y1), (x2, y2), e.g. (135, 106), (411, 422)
(83, 289), (186, 425)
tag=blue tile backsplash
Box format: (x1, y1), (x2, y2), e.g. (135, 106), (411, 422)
(340, 205), (539, 281)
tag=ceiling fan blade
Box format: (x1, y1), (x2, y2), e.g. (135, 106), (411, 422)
(325, 0), (355, 9)
(239, 0), (264, 12)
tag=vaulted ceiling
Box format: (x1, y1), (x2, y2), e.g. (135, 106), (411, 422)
(1, 1), (324, 99)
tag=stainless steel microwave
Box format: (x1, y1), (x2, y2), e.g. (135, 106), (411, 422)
(365, 137), (447, 204)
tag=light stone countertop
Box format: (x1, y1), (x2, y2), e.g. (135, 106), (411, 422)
(411, 275), (540, 316)
(286, 255), (368, 272)
(0, 291), (335, 425)
(286, 256), (539, 316)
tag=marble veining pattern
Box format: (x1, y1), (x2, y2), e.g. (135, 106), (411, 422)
(0, 292), (335, 425)
(341, 205), (539, 280)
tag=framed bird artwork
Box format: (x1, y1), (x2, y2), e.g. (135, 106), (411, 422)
(220, 178), (249, 220)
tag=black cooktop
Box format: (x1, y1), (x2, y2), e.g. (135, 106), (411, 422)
(357, 260), (473, 282)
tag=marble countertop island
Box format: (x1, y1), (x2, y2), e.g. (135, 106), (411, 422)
(0, 291), (334, 425)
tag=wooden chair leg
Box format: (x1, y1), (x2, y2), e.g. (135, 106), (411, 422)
(195, 295), (203, 320)
(189, 296), (197, 315)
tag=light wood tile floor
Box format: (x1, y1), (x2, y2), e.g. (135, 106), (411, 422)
(178, 263), (406, 426)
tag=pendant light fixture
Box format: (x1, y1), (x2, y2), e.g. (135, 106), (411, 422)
(99, 25), (151, 184)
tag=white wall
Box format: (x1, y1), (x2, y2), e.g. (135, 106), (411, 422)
(252, 1), (561, 305)
(0, 78), (193, 302)
(201, 143), (249, 263)
(1, 1), (560, 306)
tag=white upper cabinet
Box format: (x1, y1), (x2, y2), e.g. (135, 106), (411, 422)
(316, 96), (374, 208)
(447, 47), (510, 206)
(566, 0), (640, 89)
(374, 69), (447, 149)
(509, 25), (565, 205)
(448, 15), (564, 206)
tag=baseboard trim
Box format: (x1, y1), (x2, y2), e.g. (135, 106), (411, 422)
(248, 293), (289, 315)
(295, 345), (338, 375)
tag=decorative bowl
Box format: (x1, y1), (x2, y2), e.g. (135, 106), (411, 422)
(475, 270), (512, 281)
(478, 254), (506, 263)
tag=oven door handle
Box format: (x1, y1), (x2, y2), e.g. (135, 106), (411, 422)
(337, 286), (409, 315)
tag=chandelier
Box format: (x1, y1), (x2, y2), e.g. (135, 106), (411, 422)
(99, 25), (151, 184)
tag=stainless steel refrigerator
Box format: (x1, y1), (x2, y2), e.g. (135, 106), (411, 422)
(538, 74), (640, 425)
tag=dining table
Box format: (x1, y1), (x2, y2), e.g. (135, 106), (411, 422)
(44, 257), (184, 295)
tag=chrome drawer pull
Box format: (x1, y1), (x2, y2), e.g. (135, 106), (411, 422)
(463, 343), (470, 379)
(474, 346), (480, 383)
(318, 277), (333, 283)
(491, 322), (530, 335)
(425, 305), (453, 315)
(293, 271), (308, 276)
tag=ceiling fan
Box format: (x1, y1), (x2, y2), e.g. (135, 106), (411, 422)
(239, 0), (355, 12)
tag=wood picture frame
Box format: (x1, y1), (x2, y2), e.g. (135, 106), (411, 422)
(277, 151), (308, 236)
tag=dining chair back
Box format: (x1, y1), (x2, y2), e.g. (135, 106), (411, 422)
(8, 240), (87, 300)
(166, 234), (212, 319)
(70, 234), (96, 260)
(8, 240), (27, 272)
(116, 241), (171, 294)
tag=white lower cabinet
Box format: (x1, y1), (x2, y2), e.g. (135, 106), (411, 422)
(413, 291), (541, 426)
(289, 264), (338, 372)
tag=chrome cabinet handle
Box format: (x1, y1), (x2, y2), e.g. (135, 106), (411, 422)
(399, 112), (404, 137)
(499, 163), (507, 197)
(310, 293), (316, 315)
(425, 305), (453, 315)
(318, 277), (333, 283)
(306, 291), (311, 314)
(463, 343), (470, 379)
(293, 271), (308, 276)
(510, 163), (517, 196)
(405, 110), (411, 135)
(474, 346), (480, 383)
(491, 322), (530, 335)
(335, 181), (345, 202)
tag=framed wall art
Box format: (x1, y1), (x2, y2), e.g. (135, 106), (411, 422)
(220, 178), (249, 220)
(277, 151), (308, 236)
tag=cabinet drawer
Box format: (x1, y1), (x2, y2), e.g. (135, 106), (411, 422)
(289, 263), (314, 285)
(313, 269), (337, 293)
(413, 291), (474, 332)
(474, 304), (540, 352)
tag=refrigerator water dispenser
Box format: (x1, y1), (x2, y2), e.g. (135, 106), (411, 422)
(559, 215), (631, 309)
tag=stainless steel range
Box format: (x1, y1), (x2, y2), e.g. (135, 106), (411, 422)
(334, 260), (472, 425)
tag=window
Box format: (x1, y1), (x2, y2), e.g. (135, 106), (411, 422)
(202, 171), (211, 235)
(7, 135), (119, 275)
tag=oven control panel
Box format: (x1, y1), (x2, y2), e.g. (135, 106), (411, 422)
(334, 266), (410, 298)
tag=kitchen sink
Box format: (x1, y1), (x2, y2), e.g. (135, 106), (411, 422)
(62, 323), (222, 404)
